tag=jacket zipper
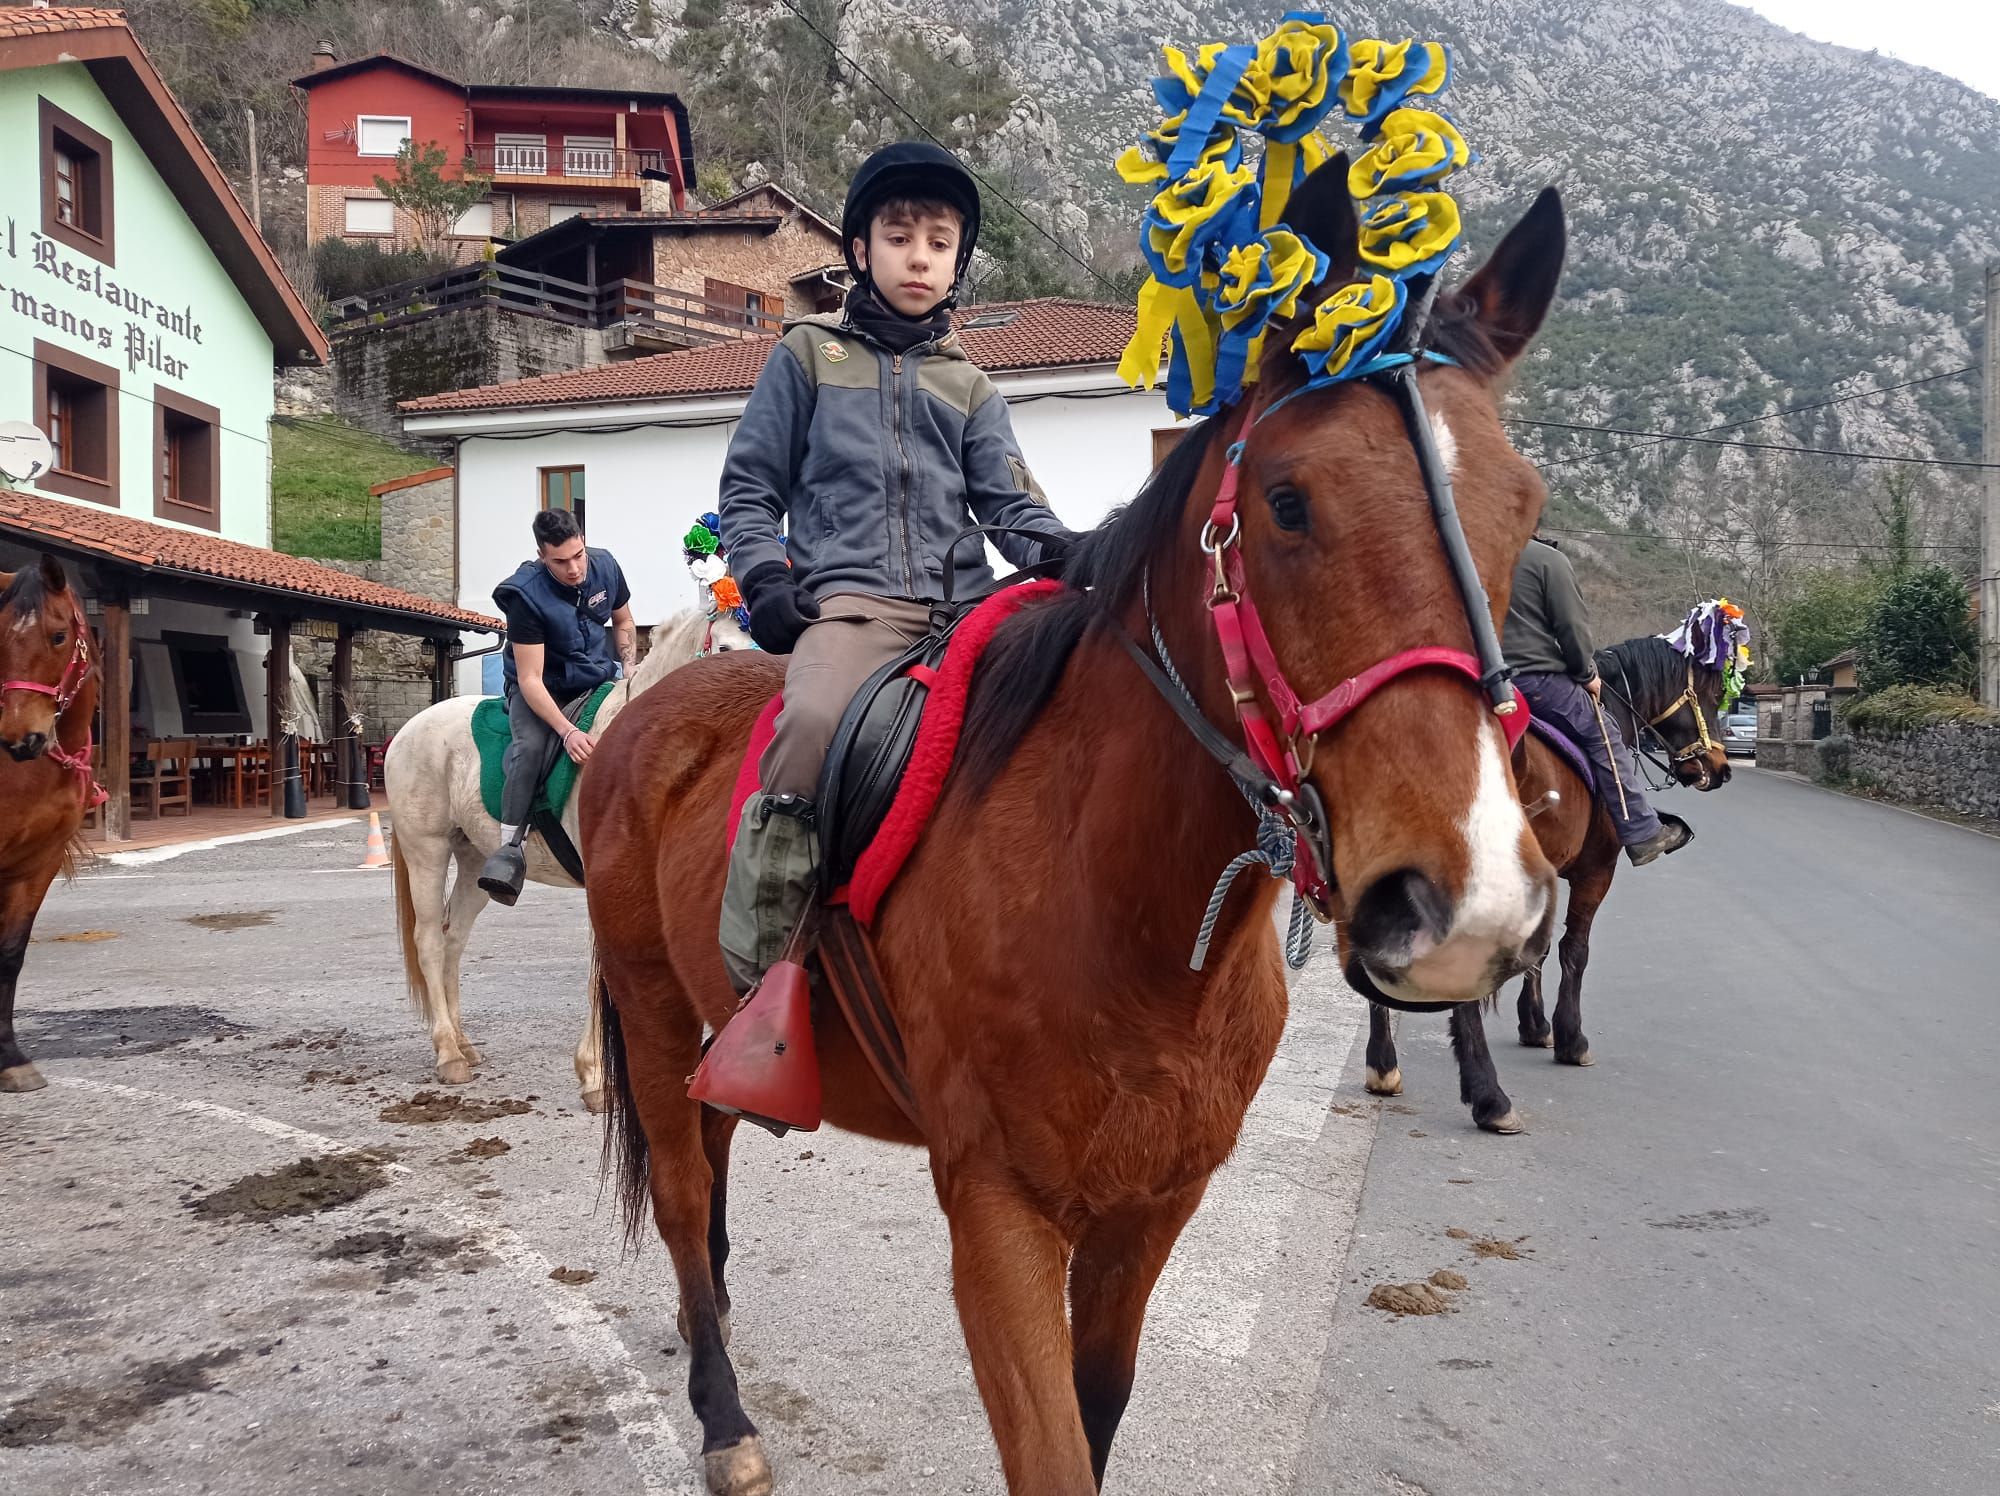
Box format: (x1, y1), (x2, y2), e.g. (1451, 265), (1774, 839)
(891, 351), (916, 595)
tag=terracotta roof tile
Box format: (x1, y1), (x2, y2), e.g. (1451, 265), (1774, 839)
(0, 489), (499, 632)
(0, 6), (129, 39)
(402, 299), (1140, 415)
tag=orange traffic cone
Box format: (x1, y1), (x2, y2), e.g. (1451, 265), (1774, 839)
(357, 811), (391, 869)
(687, 961), (821, 1136)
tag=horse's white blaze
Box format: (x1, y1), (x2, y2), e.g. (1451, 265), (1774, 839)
(1430, 410), (1459, 478)
(1395, 721), (1543, 999)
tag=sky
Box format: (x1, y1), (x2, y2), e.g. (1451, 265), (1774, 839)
(1740, 0), (2000, 101)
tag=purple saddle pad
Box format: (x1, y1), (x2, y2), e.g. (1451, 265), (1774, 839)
(1526, 716), (1595, 794)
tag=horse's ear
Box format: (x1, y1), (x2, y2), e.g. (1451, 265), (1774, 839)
(1286, 154), (1359, 290)
(1457, 186), (1565, 368)
(39, 553), (69, 594)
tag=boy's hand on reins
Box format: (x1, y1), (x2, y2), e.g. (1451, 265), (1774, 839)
(741, 562), (821, 654)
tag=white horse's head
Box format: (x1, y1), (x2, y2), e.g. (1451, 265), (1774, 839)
(705, 609), (756, 654)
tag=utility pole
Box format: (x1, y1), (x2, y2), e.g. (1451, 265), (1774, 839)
(245, 107), (262, 231)
(1984, 262), (1999, 705)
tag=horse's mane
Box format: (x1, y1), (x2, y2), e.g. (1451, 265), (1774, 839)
(633, 608), (706, 689)
(0, 566), (50, 618)
(957, 287), (1507, 792)
(1596, 634), (1711, 712)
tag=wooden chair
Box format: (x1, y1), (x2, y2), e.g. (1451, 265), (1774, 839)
(241, 743), (273, 807)
(133, 740), (194, 819)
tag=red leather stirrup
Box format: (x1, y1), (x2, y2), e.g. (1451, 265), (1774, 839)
(686, 960), (823, 1137)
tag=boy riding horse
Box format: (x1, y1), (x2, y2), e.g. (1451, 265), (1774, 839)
(712, 142), (1083, 1001)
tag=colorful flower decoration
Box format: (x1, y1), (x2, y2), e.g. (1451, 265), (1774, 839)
(1114, 9), (1471, 417)
(1664, 599), (1755, 712)
(711, 576), (743, 614)
(682, 512), (723, 561)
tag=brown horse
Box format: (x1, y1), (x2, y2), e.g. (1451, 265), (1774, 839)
(580, 169), (1567, 1496)
(1364, 631), (1734, 1130)
(0, 554), (101, 1094)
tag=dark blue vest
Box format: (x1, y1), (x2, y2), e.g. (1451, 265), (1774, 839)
(494, 550), (624, 702)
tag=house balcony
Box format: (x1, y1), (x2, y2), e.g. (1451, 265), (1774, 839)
(469, 143), (665, 183)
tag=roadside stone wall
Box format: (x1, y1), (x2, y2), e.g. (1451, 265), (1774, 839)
(1843, 721), (2000, 820)
(330, 304), (605, 445)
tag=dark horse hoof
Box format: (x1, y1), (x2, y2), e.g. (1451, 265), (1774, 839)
(1519, 1030), (1553, 1049)
(704, 1435), (773, 1496)
(0, 1063), (47, 1093)
(1478, 1107), (1525, 1134)
(1557, 1048), (1595, 1067)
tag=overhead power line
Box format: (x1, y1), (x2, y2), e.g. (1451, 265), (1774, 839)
(768, 0), (1119, 296)
(1540, 524), (1978, 554)
(1506, 415), (2000, 470)
(1531, 365), (1979, 472)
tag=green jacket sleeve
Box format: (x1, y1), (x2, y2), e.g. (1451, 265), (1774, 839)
(1543, 547), (1598, 681)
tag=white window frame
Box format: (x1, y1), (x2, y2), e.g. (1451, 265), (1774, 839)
(451, 200), (495, 238)
(546, 203), (590, 226)
(492, 132), (547, 175)
(343, 196), (395, 236)
(355, 115), (413, 158)
(563, 135), (618, 177)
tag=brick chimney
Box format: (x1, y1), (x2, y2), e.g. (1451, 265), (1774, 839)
(309, 41), (337, 73)
(638, 169), (678, 215)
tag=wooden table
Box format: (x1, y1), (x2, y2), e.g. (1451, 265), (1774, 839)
(192, 741), (272, 809)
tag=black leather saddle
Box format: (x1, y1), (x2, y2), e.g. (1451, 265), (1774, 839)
(815, 601), (970, 892)
(812, 524), (1067, 894)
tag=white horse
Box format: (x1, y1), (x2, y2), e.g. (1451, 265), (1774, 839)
(387, 609), (741, 1107)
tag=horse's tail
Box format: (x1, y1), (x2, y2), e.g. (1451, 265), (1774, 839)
(594, 961), (653, 1253)
(390, 824), (428, 1015)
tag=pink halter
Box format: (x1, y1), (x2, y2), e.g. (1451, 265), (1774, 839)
(2, 599), (108, 808)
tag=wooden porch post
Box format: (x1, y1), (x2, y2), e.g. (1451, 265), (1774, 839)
(429, 638), (454, 704)
(264, 616), (291, 817)
(99, 587), (132, 842)
(332, 623), (358, 807)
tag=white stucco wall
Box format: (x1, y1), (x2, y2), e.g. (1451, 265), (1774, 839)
(441, 376), (1181, 692)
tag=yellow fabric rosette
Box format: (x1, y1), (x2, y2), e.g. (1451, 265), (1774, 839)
(1340, 38), (1450, 127)
(1256, 15), (1344, 138)
(1347, 108), (1469, 197)
(1358, 191), (1462, 274)
(1291, 274), (1405, 380)
(1141, 157), (1256, 285)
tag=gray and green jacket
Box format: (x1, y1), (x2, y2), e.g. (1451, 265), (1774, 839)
(1502, 538), (1598, 683)
(718, 313), (1068, 602)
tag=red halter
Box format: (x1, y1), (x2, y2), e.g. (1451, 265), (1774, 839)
(1, 600), (108, 808)
(1199, 406), (1530, 913)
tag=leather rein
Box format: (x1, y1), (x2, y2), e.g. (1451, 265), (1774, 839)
(0, 599), (108, 808)
(1123, 358), (1530, 921)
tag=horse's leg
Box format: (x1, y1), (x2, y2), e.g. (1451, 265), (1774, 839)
(403, 836), (472, 1086)
(1516, 960), (1552, 1048)
(1552, 856), (1615, 1068)
(1068, 1184), (1205, 1488)
(1449, 1004), (1522, 1134)
(675, 1105), (738, 1347)
(609, 955), (766, 1496)
(574, 960), (606, 1113)
(939, 1167), (1095, 1494)
(1364, 1002), (1402, 1094)
(0, 862), (62, 1092)
(442, 844), (488, 1067)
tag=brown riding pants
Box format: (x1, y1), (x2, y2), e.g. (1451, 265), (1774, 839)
(758, 593), (937, 800)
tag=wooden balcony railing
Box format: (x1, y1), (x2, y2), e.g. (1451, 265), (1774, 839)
(467, 144), (664, 180)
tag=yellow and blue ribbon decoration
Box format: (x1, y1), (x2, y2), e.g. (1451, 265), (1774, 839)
(1114, 9), (1474, 417)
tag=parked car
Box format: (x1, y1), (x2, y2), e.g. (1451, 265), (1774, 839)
(1723, 708), (1759, 757)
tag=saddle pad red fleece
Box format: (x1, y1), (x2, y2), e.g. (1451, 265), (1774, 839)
(724, 579), (1061, 926)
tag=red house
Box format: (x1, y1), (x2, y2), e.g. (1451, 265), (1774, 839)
(293, 47), (693, 254)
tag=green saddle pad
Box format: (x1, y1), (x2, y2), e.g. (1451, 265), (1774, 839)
(472, 681), (618, 823)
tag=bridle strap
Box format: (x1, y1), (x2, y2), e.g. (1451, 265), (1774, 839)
(1, 601), (106, 807)
(1646, 662), (1717, 763)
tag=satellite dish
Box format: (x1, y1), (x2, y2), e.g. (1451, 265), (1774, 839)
(0, 421), (55, 484)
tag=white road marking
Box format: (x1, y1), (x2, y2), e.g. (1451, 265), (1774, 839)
(47, 1073), (697, 1495)
(103, 818), (360, 866)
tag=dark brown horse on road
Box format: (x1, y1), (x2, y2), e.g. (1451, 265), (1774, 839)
(1, 554), (101, 1094)
(581, 171), (1567, 1496)
(1364, 631), (1734, 1131)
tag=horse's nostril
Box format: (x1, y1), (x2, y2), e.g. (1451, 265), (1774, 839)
(1348, 867), (1452, 964)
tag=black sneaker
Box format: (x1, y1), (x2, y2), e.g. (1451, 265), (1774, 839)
(1625, 818), (1692, 867)
(478, 844), (527, 905)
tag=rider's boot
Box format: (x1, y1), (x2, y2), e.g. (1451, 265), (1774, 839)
(1624, 814), (1692, 867)
(697, 794), (823, 1136)
(478, 824), (528, 905)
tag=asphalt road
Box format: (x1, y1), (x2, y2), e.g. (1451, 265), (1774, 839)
(5, 769), (1995, 1495)
(1291, 767), (2000, 1495)
(0, 820), (1374, 1495)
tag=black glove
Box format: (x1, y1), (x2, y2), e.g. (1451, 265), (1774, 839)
(1034, 527), (1085, 565)
(740, 561), (821, 654)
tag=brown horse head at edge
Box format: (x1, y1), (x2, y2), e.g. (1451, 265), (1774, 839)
(0, 553), (83, 763)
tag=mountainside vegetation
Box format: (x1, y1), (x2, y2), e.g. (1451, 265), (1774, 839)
(99, 0), (1996, 668)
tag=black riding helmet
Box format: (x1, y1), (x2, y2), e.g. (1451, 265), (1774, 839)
(840, 141), (983, 288)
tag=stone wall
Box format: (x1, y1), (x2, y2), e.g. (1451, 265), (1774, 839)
(1841, 721), (2000, 821)
(652, 215), (839, 314)
(330, 304), (606, 444)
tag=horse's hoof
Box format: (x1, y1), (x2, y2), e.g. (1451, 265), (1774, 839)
(459, 1043), (484, 1066)
(1520, 1032), (1553, 1049)
(0, 1063), (47, 1093)
(1480, 1108), (1526, 1135)
(704, 1436), (772, 1496)
(678, 1304), (732, 1347)
(436, 1059), (473, 1086)
(1558, 1049), (1595, 1068)
(579, 1088), (607, 1115)
(1364, 1066), (1402, 1096)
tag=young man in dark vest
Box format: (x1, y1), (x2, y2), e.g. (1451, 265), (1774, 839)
(477, 508), (636, 904)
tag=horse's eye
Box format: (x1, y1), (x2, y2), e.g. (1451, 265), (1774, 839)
(49, 631), (66, 646)
(1268, 485), (1310, 534)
